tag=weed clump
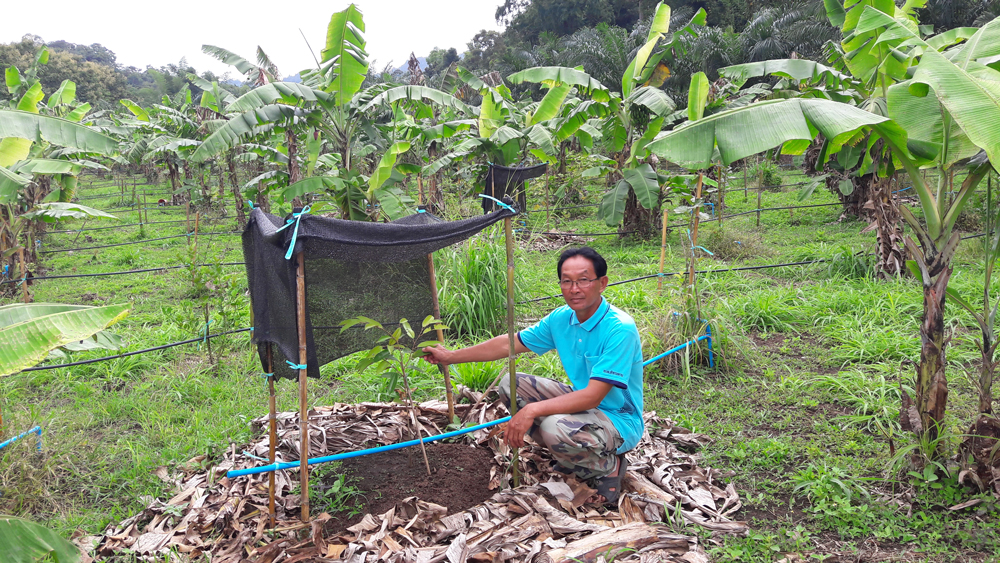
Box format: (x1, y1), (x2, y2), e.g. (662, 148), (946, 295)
(703, 227), (773, 262)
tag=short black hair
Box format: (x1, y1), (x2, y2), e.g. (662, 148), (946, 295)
(557, 246), (608, 279)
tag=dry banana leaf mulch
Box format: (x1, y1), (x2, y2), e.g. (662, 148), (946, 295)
(90, 388), (747, 562)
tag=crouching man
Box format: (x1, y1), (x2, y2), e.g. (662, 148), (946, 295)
(423, 247), (643, 505)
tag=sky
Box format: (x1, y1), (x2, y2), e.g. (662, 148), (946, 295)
(3, 1), (506, 79)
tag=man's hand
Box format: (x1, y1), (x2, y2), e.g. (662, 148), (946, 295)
(504, 403), (536, 449)
(422, 344), (452, 365)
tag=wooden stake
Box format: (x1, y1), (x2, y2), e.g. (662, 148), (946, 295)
(186, 201), (191, 233)
(426, 253), (455, 421)
(504, 213), (519, 488)
(294, 250), (310, 522)
(417, 175), (425, 206)
(266, 344), (277, 528)
(18, 247), (28, 304)
(657, 208), (668, 293)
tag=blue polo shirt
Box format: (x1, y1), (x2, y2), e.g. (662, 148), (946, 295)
(517, 297), (644, 454)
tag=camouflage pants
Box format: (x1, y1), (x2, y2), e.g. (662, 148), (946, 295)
(498, 372), (623, 480)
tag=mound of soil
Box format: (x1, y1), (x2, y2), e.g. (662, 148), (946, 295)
(322, 442), (496, 536)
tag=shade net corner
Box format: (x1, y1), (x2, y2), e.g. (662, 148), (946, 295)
(242, 202), (517, 380)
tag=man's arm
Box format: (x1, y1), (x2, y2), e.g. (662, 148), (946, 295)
(504, 379), (613, 448)
(423, 333), (530, 365)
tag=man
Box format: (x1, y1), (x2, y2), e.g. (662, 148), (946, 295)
(423, 247), (644, 504)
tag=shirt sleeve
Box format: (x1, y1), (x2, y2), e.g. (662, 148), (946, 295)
(589, 326), (640, 389)
(517, 312), (556, 356)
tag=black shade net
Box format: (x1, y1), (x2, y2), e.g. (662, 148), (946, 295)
(243, 202), (517, 380)
(481, 163), (547, 214)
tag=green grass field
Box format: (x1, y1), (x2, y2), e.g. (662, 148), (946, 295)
(2, 164), (999, 562)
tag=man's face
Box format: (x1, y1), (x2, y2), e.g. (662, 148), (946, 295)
(559, 255), (608, 320)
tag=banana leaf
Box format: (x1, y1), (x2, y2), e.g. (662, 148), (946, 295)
(0, 303), (129, 376)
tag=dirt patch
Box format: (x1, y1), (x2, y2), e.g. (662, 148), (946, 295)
(323, 442), (496, 537)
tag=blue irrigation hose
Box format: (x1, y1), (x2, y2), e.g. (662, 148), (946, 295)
(227, 416), (512, 478)
(230, 330), (717, 479)
(642, 334), (713, 367)
(0, 426), (42, 452)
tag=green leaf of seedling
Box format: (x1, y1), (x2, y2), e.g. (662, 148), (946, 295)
(400, 319), (414, 340)
(433, 323), (449, 331)
(391, 327), (402, 342)
(416, 340), (439, 348)
(339, 318), (362, 332)
(422, 315), (436, 328)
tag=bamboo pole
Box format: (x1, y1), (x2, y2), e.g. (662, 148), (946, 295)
(18, 248), (28, 304)
(657, 208), (668, 293)
(266, 344), (277, 528)
(426, 253), (455, 421)
(294, 250), (310, 522)
(504, 213), (519, 488)
(417, 175), (425, 206)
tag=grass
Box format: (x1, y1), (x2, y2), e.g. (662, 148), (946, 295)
(2, 166), (1000, 561)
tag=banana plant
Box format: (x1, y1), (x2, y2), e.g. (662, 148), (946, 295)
(1, 86), (119, 275)
(0, 302), (130, 377)
(0, 515), (80, 563)
(651, 9), (1000, 456)
(718, 2), (981, 278)
(588, 2), (708, 236)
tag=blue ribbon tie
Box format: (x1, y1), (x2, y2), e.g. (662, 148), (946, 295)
(275, 205), (311, 260)
(286, 360), (307, 370)
(478, 194), (515, 213)
(198, 319), (214, 350)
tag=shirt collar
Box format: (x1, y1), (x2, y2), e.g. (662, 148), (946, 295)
(570, 296), (609, 332)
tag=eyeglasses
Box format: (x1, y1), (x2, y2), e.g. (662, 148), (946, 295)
(559, 278), (598, 289)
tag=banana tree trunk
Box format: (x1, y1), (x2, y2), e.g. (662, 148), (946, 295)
(217, 162), (227, 215)
(182, 161), (193, 204)
(428, 143), (443, 214)
(917, 264), (950, 445)
(287, 129), (303, 208)
(168, 161), (182, 206)
(868, 175), (906, 278)
(227, 152), (247, 228)
(621, 189), (660, 240)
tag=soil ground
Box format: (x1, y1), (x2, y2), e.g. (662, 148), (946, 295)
(321, 442), (496, 537)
